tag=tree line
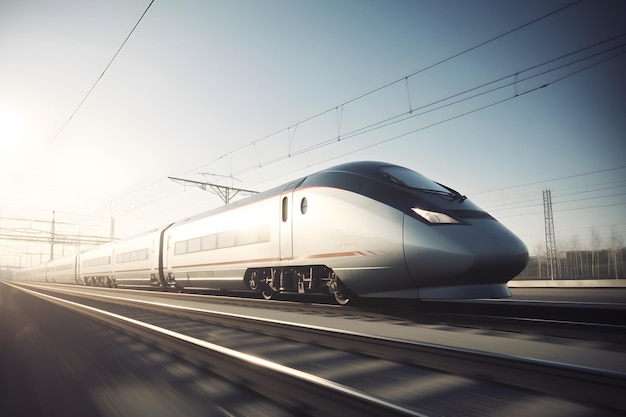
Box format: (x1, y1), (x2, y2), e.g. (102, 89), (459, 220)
(517, 230), (625, 280)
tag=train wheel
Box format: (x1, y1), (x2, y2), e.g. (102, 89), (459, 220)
(333, 291), (350, 305)
(247, 271), (259, 291)
(328, 274), (352, 305)
(261, 290), (274, 300)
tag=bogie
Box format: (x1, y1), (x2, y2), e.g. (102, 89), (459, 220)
(245, 266), (350, 304)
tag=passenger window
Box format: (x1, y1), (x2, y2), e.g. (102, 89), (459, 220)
(217, 231), (235, 248)
(187, 237), (202, 253)
(282, 197), (288, 222)
(175, 241), (187, 255)
(201, 235), (216, 251)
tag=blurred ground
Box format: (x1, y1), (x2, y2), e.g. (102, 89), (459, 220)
(0, 283), (106, 417)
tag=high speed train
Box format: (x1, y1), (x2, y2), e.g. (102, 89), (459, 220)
(14, 161), (528, 305)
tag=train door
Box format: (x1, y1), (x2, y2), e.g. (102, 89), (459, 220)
(149, 235), (159, 285)
(159, 223), (175, 288)
(280, 190), (294, 260)
(279, 180), (303, 260)
(74, 253), (81, 284)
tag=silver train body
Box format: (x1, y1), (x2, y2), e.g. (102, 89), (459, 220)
(14, 161), (528, 304)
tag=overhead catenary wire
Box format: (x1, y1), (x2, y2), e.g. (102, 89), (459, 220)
(197, 0), (585, 171)
(477, 168), (626, 215)
(220, 45), (625, 181)
(199, 35), (625, 183)
(289, 43), (626, 164)
(49, 0), (156, 145)
(473, 166), (626, 195)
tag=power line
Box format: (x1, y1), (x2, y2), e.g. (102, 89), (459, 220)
(325, 36), (625, 146)
(473, 166), (626, 195)
(480, 182), (626, 210)
(197, 0), (585, 172)
(201, 35), (625, 182)
(49, 0), (156, 145)
(240, 42), (622, 179)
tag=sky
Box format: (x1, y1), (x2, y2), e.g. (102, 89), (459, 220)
(1, 0), (625, 268)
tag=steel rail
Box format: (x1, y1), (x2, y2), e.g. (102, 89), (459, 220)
(18, 282), (626, 414)
(24, 283), (626, 328)
(9, 283), (427, 417)
(416, 298), (626, 326)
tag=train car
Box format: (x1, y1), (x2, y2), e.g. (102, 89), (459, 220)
(13, 264), (46, 282)
(46, 254), (79, 284)
(162, 161), (528, 304)
(13, 161), (528, 305)
(164, 185), (281, 292)
(297, 162), (528, 300)
(111, 228), (164, 288)
(79, 243), (115, 287)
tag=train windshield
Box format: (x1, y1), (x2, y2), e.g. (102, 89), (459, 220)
(381, 166), (454, 194)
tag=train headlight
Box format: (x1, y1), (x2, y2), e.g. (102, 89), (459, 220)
(412, 208), (459, 224)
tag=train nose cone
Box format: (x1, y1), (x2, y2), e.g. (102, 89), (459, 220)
(403, 215), (528, 298)
(472, 222), (528, 282)
(477, 221), (528, 282)
(402, 215), (475, 286)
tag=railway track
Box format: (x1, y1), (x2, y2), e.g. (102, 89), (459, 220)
(7, 282), (626, 416)
(39, 282), (626, 348)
